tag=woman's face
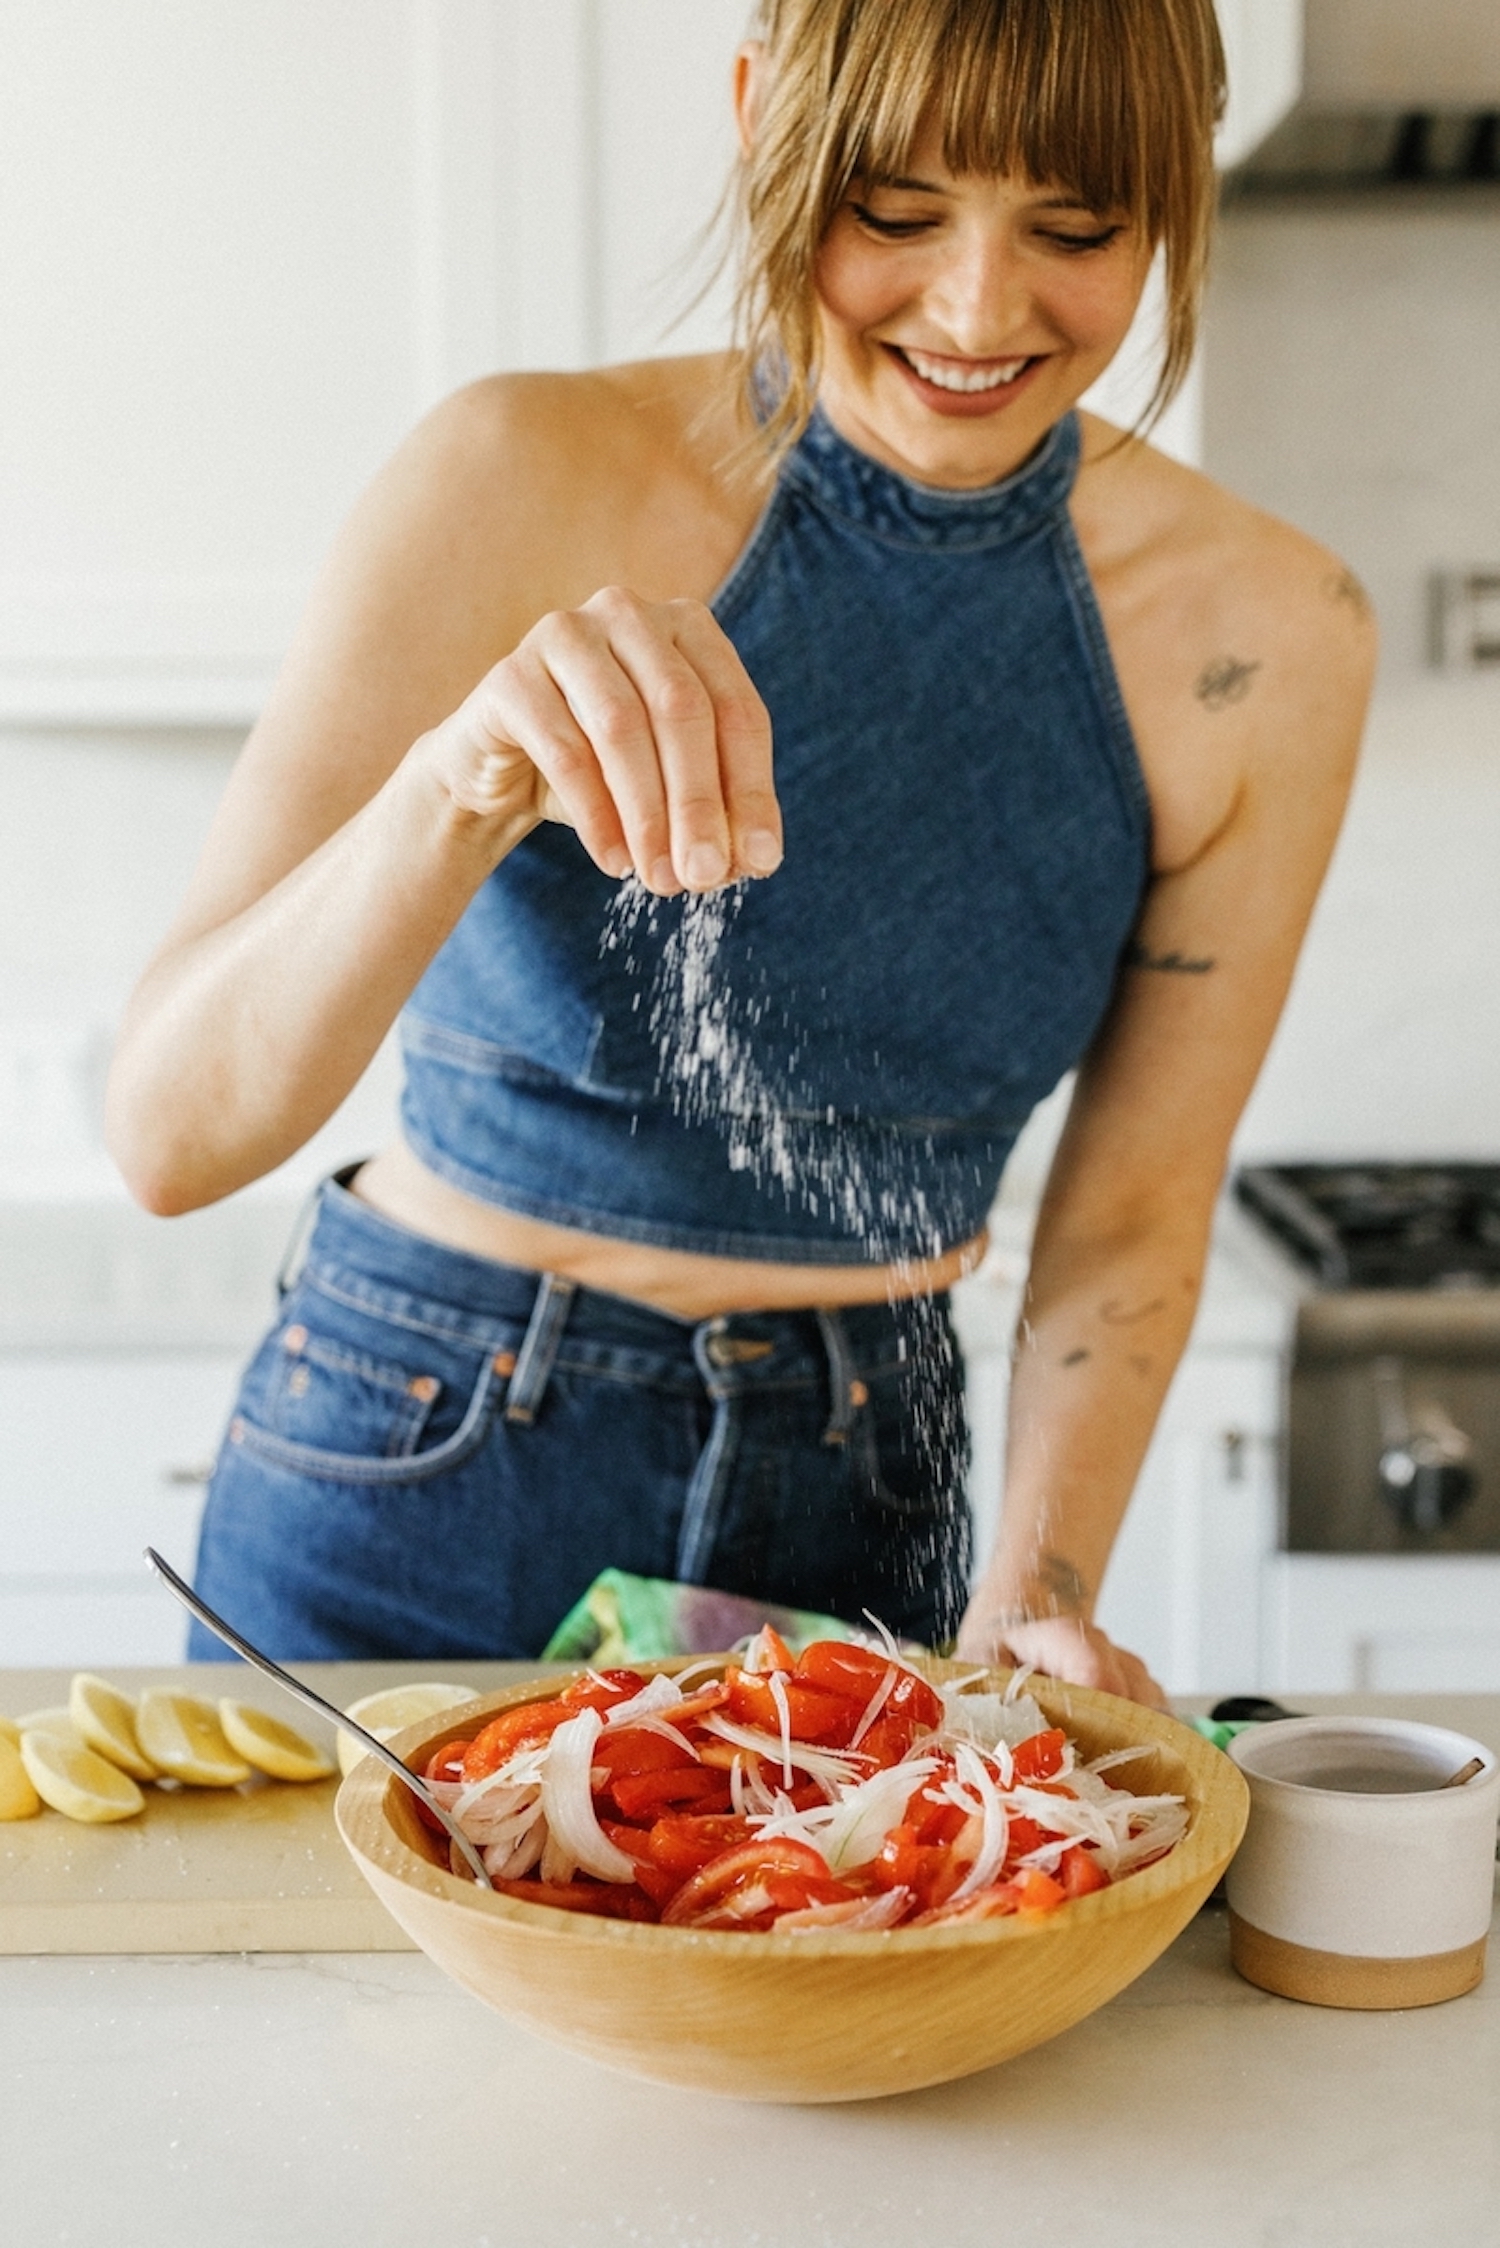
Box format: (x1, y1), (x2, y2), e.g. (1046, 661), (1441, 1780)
(813, 130), (1152, 489)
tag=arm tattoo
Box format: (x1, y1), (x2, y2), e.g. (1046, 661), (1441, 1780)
(1196, 655), (1262, 710)
(991, 1552), (1090, 1629)
(1100, 1295), (1167, 1326)
(1125, 938), (1216, 975)
(1325, 567), (1373, 622)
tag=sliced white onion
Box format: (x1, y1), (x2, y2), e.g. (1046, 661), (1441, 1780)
(767, 1670), (795, 1788)
(698, 1713), (867, 1792)
(538, 1707), (637, 1883)
(774, 1888), (910, 1933)
(846, 1666), (898, 1750)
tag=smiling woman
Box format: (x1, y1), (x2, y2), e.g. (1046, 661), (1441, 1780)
(105, 0), (1374, 1695)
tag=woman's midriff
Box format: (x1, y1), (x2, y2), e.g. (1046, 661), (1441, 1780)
(352, 1140), (986, 1318)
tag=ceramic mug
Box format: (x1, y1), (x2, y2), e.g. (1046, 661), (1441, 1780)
(1226, 1717), (1500, 2009)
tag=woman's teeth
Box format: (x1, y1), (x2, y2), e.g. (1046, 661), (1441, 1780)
(900, 348), (1031, 393)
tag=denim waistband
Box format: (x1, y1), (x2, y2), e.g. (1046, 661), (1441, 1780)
(280, 1170), (950, 1440)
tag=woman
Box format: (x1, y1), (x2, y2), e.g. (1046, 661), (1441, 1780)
(106, 0), (1372, 1700)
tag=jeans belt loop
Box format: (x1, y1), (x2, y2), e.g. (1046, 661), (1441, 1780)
(815, 1308), (861, 1446)
(503, 1273), (577, 1425)
(274, 1159), (369, 1301)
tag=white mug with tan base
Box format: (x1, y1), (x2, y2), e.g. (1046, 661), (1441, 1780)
(1226, 1717), (1500, 2009)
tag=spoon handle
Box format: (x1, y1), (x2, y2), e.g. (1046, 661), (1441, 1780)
(143, 1547), (494, 1891)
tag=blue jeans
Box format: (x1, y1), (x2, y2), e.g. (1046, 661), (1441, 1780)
(188, 1175), (972, 1661)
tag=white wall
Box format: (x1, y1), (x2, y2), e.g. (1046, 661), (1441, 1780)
(1204, 197), (1500, 1160)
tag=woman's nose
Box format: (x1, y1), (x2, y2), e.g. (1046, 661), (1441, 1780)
(928, 230), (1033, 355)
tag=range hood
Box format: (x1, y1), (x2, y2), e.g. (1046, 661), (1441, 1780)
(1223, 0), (1500, 193)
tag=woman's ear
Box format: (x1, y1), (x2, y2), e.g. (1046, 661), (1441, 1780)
(732, 42), (766, 158)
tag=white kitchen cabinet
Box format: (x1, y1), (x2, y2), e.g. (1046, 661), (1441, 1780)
(1265, 1555), (1500, 1694)
(0, 1352), (243, 1665)
(0, 0), (750, 728)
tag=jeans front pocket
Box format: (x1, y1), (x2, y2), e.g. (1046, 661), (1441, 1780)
(229, 1313), (506, 1488)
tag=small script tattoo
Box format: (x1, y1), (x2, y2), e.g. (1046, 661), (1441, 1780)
(1125, 938), (1216, 975)
(1325, 567), (1373, 622)
(1195, 655), (1262, 711)
(1100, 1295), (1167, 1327)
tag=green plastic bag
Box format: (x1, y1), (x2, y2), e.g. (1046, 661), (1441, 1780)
(541, 1569), (860, 1667)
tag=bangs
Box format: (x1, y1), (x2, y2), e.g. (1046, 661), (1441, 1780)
(826, 0), (1208, 238)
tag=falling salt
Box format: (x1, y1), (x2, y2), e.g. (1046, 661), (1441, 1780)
(600, 877), (969, 1609)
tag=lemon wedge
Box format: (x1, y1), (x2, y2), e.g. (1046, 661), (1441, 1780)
(0, 1714), (20, 1748)
(338, 1681), (479, 1776)
(136, 1690), (251, 1786)
(19, 1731), (145, 1822)
(218, 1700), (334, 1782)
(13, 1704), (81, 1746)
(69, 1673), (160, 1782)
(0, 1733), (42, 1819)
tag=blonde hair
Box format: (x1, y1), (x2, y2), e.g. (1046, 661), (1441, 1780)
(732, 0), (1225, 459)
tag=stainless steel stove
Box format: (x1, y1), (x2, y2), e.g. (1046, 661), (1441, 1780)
(1235, 1165), (1500, 1555)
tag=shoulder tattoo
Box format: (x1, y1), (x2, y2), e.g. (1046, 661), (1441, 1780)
(1125, 939), (1216, 976)
(1195, 655), (1262, 711)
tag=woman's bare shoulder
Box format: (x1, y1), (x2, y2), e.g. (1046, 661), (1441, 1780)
(257, 355), (746, 748)
(1078, 413), (1376, 683)
(382, 350), (746, 588)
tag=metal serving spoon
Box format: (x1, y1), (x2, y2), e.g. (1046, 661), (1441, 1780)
(143, 1547), (494, 1890)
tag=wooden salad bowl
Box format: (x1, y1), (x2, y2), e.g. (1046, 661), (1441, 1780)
(336, 1657), (1248, 2103)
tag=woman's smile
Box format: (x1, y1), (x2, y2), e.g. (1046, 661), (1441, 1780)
(885, 342), (1046, 415)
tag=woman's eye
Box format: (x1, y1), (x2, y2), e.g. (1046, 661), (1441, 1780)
(848, 203), (936, 240)
(1040, 225), (1126, 254)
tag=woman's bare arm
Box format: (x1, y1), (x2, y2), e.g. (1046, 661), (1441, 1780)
(957, 531), (1376, 1702)
(106, 371), (776, 1213)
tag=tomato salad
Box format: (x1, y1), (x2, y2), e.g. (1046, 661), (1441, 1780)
(419, 1629), (1188, 1932)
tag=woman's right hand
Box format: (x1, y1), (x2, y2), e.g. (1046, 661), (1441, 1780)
(419, 586), (781, 894)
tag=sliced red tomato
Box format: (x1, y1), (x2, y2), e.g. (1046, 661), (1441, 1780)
(459, 1698), (575, 1782)
(907, 1786), (970, 1850)
(746, 1624), (797, 1673)
(850, 1711), (920, 1769)
(870, 1824), (966, 1912)
(642, 1812), (757, 1880)
(796, 1642), (944, 1734)
(660, 1838), (839, 1929)
(608, 1767), (731, 1820)
(1012, 1866), (1068, 1914)
(722, 1667), (861, 1744)
(658, 1680), (731, 1727)
(560, 1668), (648, 1708)
(1058, 1845), (1111, 1897)
(1002, 1814), (1048, 1864)
(591, 1726), (695, 1780)
(1010, 1728), (1068, 1782)
(493, 1877), (656, 1921)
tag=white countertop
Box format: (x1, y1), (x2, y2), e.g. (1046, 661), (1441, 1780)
(4, 1691), (1497, 2248)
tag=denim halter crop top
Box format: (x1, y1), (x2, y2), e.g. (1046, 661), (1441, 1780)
(399, 407), (1150, 1265)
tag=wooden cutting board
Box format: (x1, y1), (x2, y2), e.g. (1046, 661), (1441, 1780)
(0, 1660), (532, 1954)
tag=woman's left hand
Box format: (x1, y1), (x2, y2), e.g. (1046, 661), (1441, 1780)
(955, 1606), (1169, 1711)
